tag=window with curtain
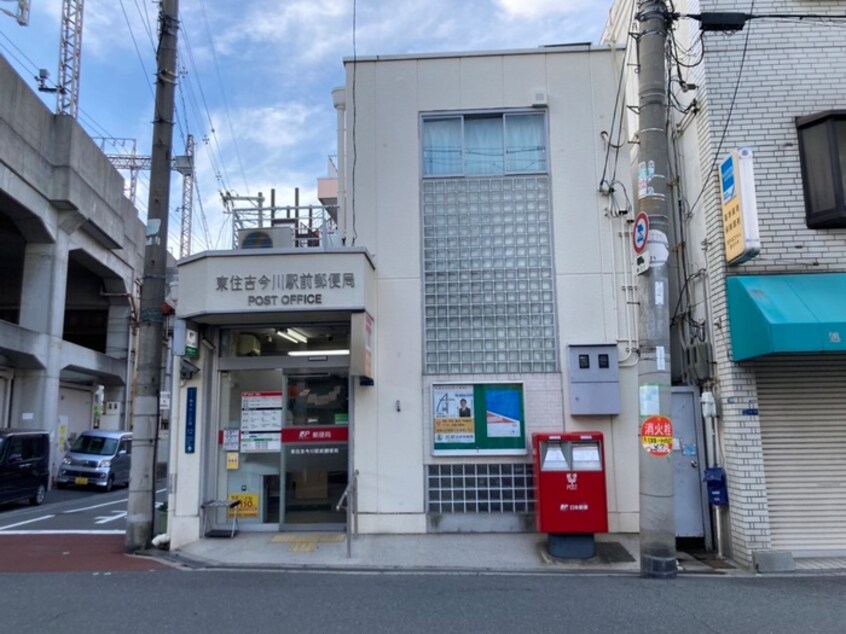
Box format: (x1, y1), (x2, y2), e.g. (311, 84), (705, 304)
(422, 111), (547, 177)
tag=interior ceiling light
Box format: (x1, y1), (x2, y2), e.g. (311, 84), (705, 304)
(287, 349), (349, 357)
(286, 328), (309, 343)
(276, 330), (302, 344)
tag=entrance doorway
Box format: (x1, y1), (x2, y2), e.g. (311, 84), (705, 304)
(213, 365), (350, 533)
(280, 373), (349, 529)
(211, 324), (353, 533)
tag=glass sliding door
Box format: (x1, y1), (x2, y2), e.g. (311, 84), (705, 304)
(280, 373), (349, 530)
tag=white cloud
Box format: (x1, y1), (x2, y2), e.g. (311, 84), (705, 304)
(219, 102), (321, 150)
(494, 0), (593, 19)
(6, 0), (612, 256)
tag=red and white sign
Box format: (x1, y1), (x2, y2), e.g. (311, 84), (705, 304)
(640, 415), (673, 457)
(241, 391), (283, 432)
(282, 426), (349, 443)
(632, 211), (649, 255)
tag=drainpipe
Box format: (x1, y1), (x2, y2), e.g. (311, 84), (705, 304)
(332, 86), (347, 245)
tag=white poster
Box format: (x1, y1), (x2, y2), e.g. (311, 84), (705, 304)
(240, 391), (283, 432)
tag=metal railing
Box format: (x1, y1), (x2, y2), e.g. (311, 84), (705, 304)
(335, 469), (359, 558)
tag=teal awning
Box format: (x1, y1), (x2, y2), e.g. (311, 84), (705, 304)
(726, 274), (846, 361)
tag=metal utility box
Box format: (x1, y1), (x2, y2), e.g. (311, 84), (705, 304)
(567, 344), (621, 415)
(532, 432), (608, 558)
(704, 467), (728, 506)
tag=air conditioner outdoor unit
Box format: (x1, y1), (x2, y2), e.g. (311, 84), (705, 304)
(531, 89), (548, 107)
(238, 226), (294, 249)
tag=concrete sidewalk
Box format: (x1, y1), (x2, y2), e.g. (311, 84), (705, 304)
(157, 532), (724, 575)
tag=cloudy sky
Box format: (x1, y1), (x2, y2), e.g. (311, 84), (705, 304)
(0, 0), (613, 254)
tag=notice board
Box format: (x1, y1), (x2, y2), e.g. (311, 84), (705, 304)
(432, 383), (526, 456)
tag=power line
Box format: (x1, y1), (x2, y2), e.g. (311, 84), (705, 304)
(179, 24), (234, 194)
(198, 0), (250, 194)
(679, 2), (756, 219)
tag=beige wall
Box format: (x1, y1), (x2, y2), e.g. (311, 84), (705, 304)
(346, 47), (639, 533)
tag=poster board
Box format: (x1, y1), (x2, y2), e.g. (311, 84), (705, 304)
(432, 383), (526, 455)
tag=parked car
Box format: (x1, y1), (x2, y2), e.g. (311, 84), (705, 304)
(56, 430), (132, 492)
(0, 429), (50, 506)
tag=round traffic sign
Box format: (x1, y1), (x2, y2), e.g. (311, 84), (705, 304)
(632, 212), (649, 255)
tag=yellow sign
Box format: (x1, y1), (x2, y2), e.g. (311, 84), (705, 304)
(227, 492), (259, 518)
(721, 195), (745, 262)
(434, 418), (475, 435)
(226, 452), (239, 470)
(719, 149), (760, 265)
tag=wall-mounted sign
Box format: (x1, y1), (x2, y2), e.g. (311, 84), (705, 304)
(240, 391), (283, 432)
(222, 429), (240, 451)
(227, 492), (259, 518)
(177, 252), (375, 318)
(281, 426), (349, 443)
(640, 415), (673, 457)
(719, 148), (761, 265)
(433, 383), (526, 456)
(240, 431), (281, 453)
(350, 311), (375, 382)
(185, 328), (199, 358)
(185, 387), (197, 453)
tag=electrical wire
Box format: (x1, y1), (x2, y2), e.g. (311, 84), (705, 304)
(350, 0), (358, 246)
(119, 0), (155, 100)
(684, 1), (755, 219)
(179, 24), (234, 195)
(198, 0), (250, 194)
(598, 27), (632, 196)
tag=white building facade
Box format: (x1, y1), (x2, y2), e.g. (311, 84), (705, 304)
(605, 1), (846, 567)
(168, 45), (651, 549)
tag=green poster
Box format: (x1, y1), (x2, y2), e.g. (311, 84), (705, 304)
(432, 383), (526, 455)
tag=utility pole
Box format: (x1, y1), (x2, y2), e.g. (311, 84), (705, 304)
(176, 134), (195, 258)
(57, 0), (84, 117)
(126, 0), (179, 551)
(636, 0), (677, 579)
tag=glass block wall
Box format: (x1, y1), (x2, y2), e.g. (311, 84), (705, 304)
(421, 176), (558, 374)
(427, 464), (535, 514)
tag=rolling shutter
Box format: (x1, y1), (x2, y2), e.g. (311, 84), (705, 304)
(756, 357), (846, 553)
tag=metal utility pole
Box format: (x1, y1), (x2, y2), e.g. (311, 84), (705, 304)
(636, 0), (677, 579)
(126, 0), (179, 552)
(57, 0), (84, 117)
(175, 134), (195, 258)
(95, 138), (150, 204)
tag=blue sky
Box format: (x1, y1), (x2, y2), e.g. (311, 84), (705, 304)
(0, 0), (612, 255)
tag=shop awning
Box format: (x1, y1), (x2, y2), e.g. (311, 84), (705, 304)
(726, 273), (846, 361)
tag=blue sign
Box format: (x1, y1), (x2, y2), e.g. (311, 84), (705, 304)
(720, 155), (736, 203)
(185, 386), (197, 453)
(632, 212), (649, 255)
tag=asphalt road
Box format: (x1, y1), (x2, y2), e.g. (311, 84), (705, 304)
(1, 490), (844, 633)
(0, 483), (170, 573)
(0, 569), (844, 633)
(0, 483), (166, 534)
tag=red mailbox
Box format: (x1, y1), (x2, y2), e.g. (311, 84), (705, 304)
(532, 431), (608, 558)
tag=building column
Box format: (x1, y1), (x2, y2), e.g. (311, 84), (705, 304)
(102, 301), (135, 430)
(10, 241), (68, 438)
(18, 241), (68, 336)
